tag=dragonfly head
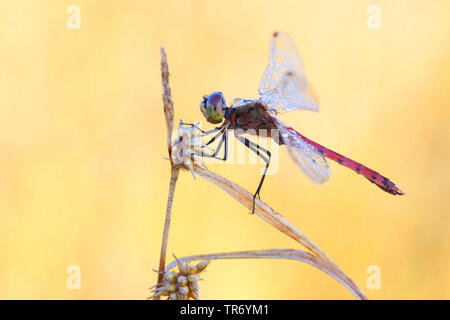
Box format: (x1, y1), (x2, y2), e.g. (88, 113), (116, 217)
(200, 91), (226, 124)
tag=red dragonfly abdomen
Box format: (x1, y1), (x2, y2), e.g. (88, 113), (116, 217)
(298, 132), (405, 196)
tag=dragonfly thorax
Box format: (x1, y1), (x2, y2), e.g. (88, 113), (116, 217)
(200, 91), (226, 124)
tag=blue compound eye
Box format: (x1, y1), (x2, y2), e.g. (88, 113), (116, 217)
(200, 92), (226, 124)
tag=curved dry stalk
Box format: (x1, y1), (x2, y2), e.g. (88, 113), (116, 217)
(165, 249), (366, 300)
(192, 166), (367, 300)
(193, 166), (330, 259)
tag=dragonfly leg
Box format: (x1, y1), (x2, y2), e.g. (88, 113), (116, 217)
(204, 127), (226, 146)
(192, 130), (228, 161)
(180, 120), (220, 136)
(181, 120), (226, 158)
(234, 134), (271, 214)
(180, 121), (226, 152)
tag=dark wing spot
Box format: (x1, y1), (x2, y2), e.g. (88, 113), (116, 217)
(372, 175), (377, 180)
(355, 167), (361, 173)
(338, 159), (344, 164)
(273, 31), (279, 37)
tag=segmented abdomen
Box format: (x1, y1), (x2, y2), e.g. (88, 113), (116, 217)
(298, 133), (405, 195)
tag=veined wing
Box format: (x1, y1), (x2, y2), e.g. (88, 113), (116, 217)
(275, 118), (330, 183)
(259, 31), (319, 114)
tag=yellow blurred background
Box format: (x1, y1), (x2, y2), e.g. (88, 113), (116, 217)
(0, 0), (449, 299)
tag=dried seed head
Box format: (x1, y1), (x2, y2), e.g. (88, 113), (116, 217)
(189, 288), (199, 300)
(163, 271), (178, 282)
(187, 274), (199, 283)
(177, 275), (188, 287)
(171, 122), (212, 178)
(150, 257), (212, 300)
(187, 264), (197, 275)
(169, 292), (177, 300)
(195, 256), (214, 273)
(166, 283), (176, 292)
(174, 255), (189, 274)
(177, 285), (189, 298)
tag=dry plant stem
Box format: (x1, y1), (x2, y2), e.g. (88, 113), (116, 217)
(165, 249), (367, 300)
(156, 169), (179, 294)
(161, 46), (174, 164)
(155, 46), (177, 300)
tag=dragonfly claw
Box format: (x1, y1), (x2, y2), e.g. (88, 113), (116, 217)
(251, 191), (261, 214)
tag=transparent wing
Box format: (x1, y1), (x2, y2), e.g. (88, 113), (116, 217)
(259, 31), (319, 114)
(276, 119), (330, 183)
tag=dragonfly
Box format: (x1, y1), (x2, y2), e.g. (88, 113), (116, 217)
(188, 31), (404, 213)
